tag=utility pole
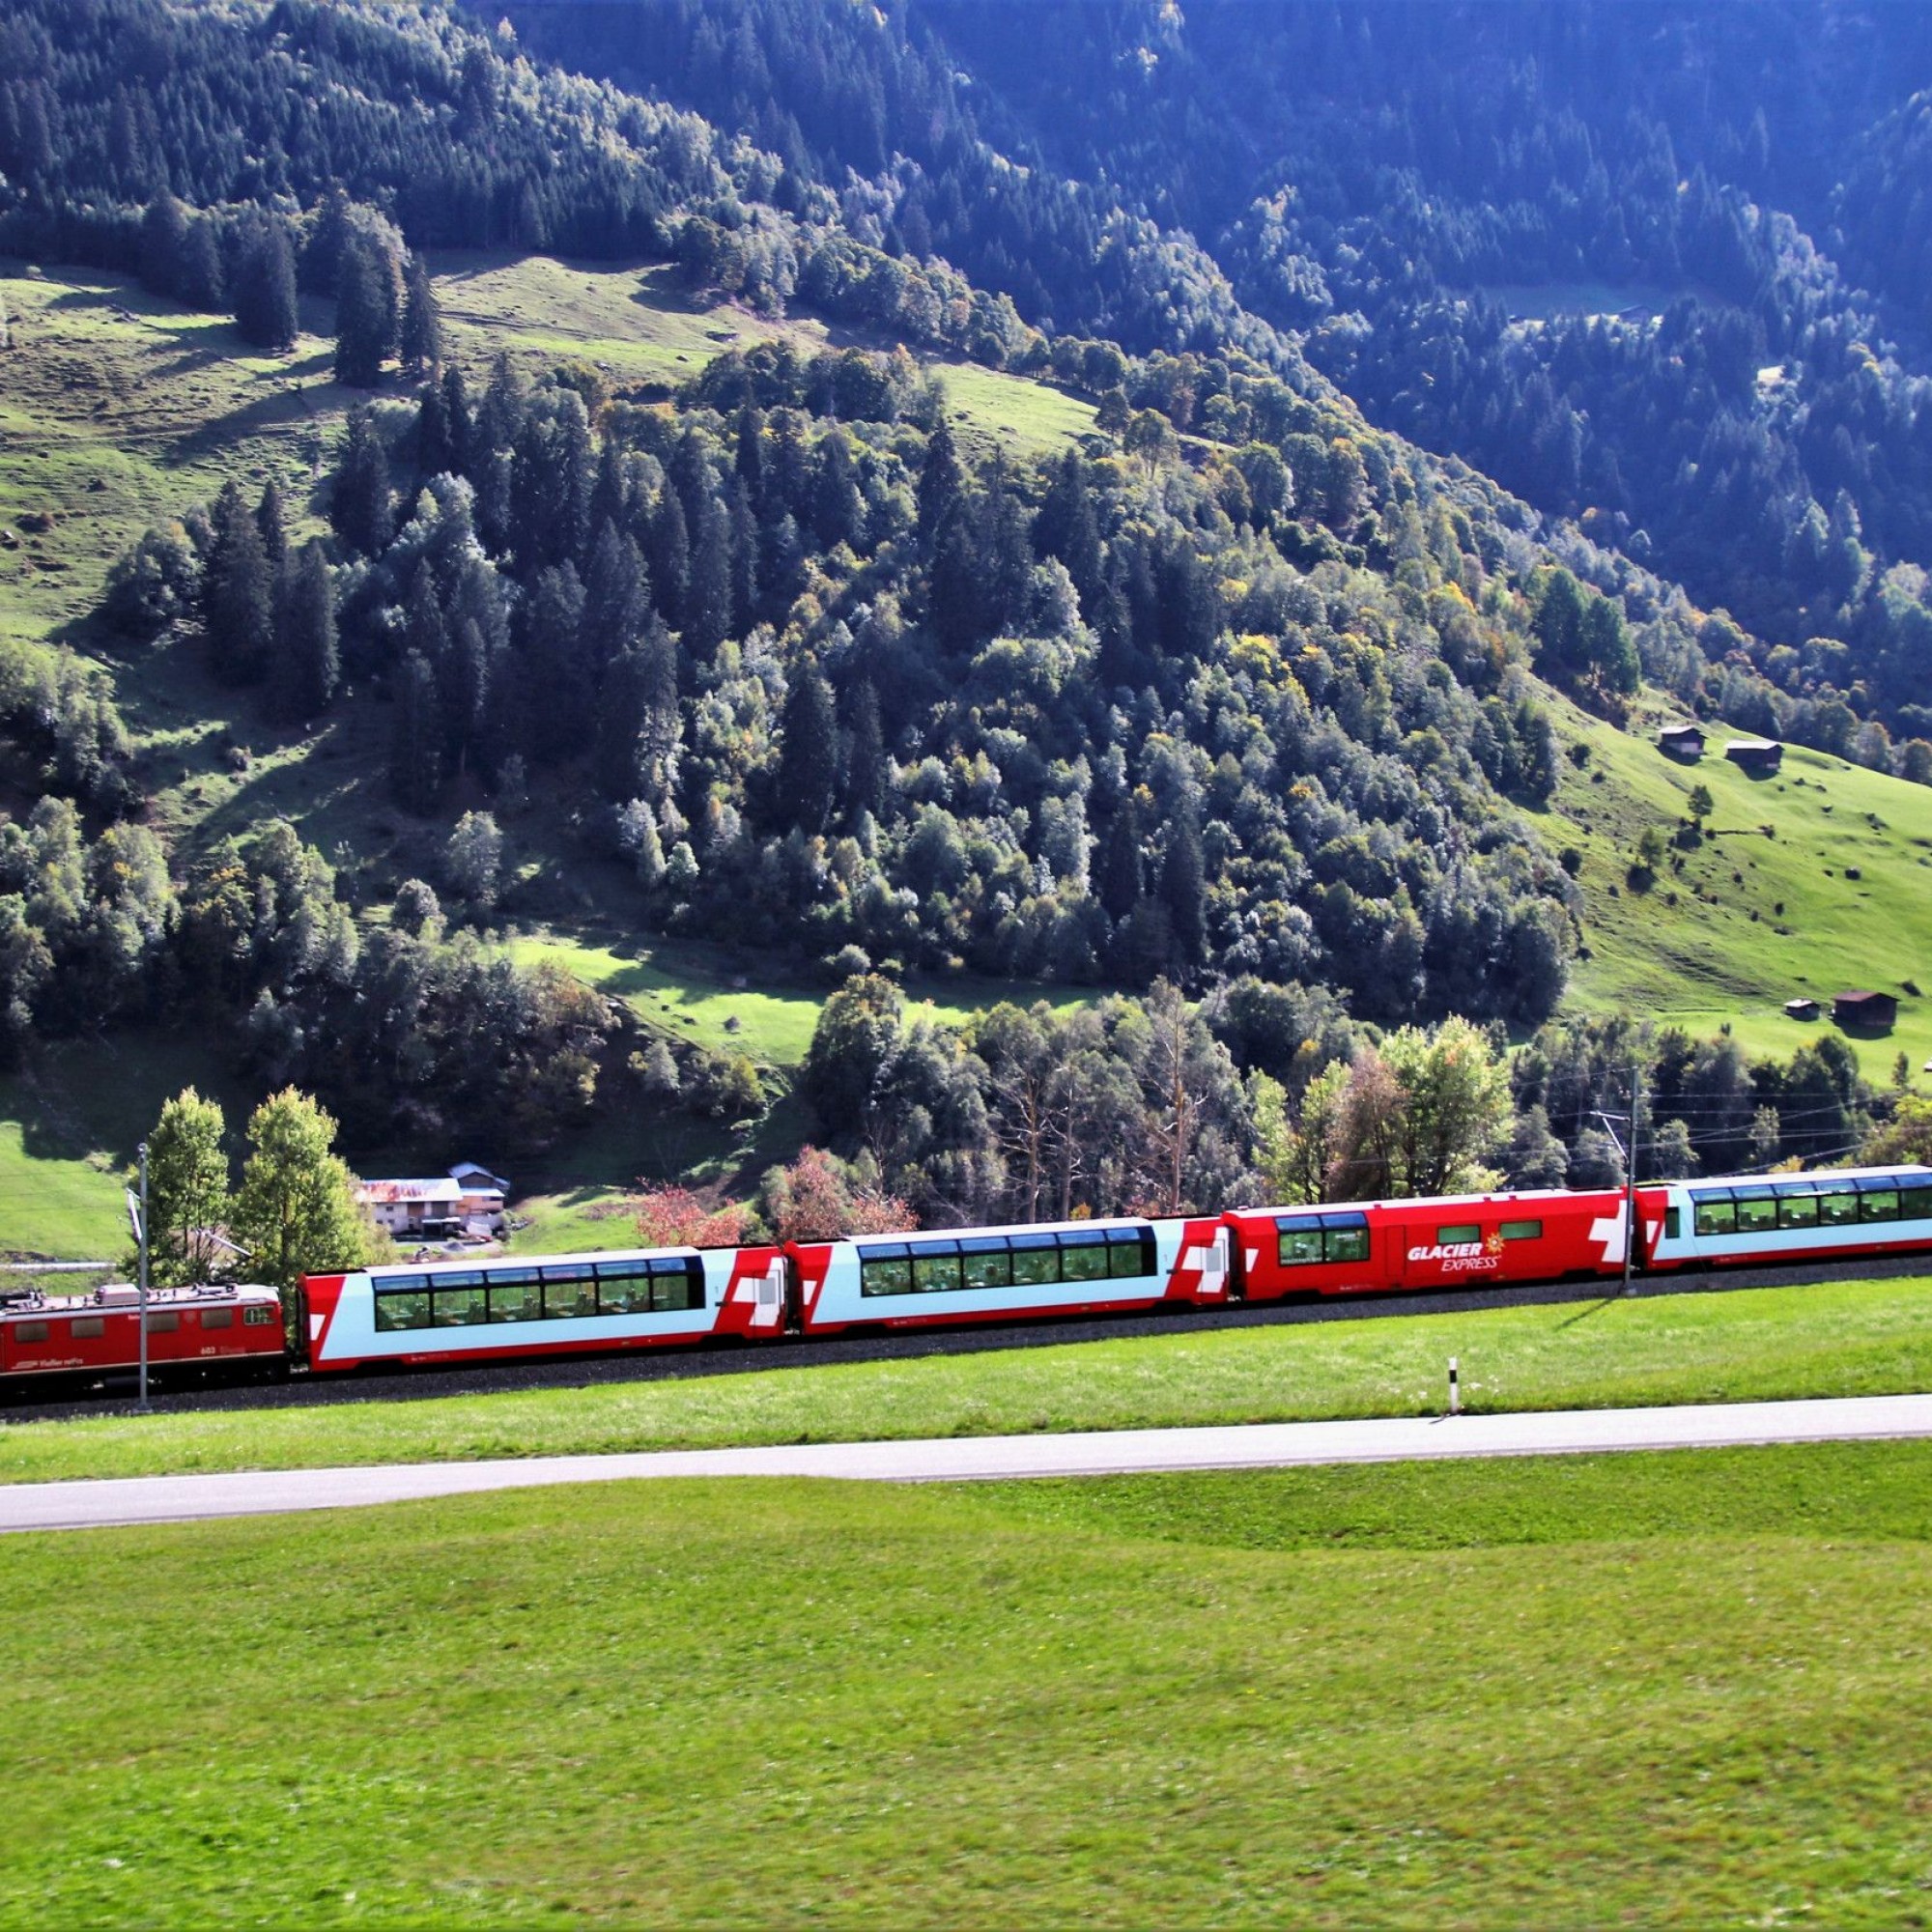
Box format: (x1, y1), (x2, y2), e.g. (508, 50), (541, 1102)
(1591, 1057), (1644, 1296)
(132, 1142), (151, 1410)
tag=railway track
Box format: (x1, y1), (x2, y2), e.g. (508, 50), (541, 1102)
(3, 1250), (1927, 1426)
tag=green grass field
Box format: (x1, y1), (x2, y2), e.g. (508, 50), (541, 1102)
(1536, 692), (1932, 1073)
(5, 1271), (1931, 1485)
(4, 1442), (1930, 1925)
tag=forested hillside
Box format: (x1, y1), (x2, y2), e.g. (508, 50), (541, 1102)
(2, 0), (1930, 1249)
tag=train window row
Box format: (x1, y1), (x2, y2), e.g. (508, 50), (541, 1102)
(372, 1258), (706, 1331)
(857, 1228), (1156, 1297)
(7, 1305), (271, 1345)
(1275, 1212), (1372, 1267)
(1686, 1179), (1932, 1238)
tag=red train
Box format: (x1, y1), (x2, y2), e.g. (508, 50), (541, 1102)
(8, 1164), (1930, 1388)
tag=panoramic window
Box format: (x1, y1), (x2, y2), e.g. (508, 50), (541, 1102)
(1108, 1237), (1151, 1279)
(911, 1248), (963, 1294)
(1901, 1185), (1932, 1222)
(1060, 1240), (1109, 1284)
(1322, 1218), (1371, 1263)
(960, 1243), (1012, 1291)
(486, 1269), (543, 1322)
(1498, 1220), (1544, 1242)
(1776, 1190), (1819, 1229)
(1009, 1237), (1060, 1288)
(1859, 1189), (1899, 1223)
(541, 1264), (598, 1321)
(1818, 1191), (1859, 1228)
(859, 1245), (912, 1297)
(1735, 1194), (1778, 1235)
(433, 1285), (487, 1327)
(375, 1288), (430, 1331)
(1692, 1198), (1737, 1237)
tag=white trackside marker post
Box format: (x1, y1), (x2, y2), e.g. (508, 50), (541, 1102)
(1448, 1355), (1461, 1416)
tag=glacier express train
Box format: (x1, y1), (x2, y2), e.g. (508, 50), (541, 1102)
(5, 1165), (1928, 1387)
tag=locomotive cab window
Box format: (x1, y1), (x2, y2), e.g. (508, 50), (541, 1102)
(244, 1305), (277, 1326)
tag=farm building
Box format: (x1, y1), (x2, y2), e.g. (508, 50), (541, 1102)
(1724, 738), (1783, 774)
(1783, 997), (1820, 1020)
(355, 1166), (508, 1239)
(1833, 990), (1899, 1030)
(1657, 723), (1707, 759)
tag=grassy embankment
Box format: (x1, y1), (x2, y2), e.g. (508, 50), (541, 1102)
(4, 1441), (1931, 1924)
(5, 1271), (1932, 1485)
(0, 254), (1096, 1254)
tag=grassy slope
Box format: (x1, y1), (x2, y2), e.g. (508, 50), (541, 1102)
(1535, 690), (1932, 1072)
(0, 254), (1098, 1252)
(6, 1271), (1932, 1484)
(4, 1444), (1931, 1925)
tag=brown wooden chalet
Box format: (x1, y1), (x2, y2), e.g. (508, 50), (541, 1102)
(1783, 997), (1820, 1020)
(1724, 738), (1783, 774)
(1656, 723), (1707, 759)
(1833, 990), (1898, 1029)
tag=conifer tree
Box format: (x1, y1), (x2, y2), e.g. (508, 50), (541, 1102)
(844, 678), (887, 826)
(1100, 797), (1144, 923)
(778, 664), (838, 837)
(233, 219), (298, 351)
(203, 479), (273, 686)
(649, 485), (690, 628)
(389, 650), (443, 814)
(179, 214), (225, 310)
(917, 412), (962, 549)
(399, 250), (443, 372)
(334, 235), (396, 385)
(582, 521), (651, 668)
(331, 407), (392, 556)
(139, 191), (188, 300)
(254, 479), (289, 582)
(275, 540), (338, 724)
(1161, 803), (1207, 973)
(683, 493), (733, 659)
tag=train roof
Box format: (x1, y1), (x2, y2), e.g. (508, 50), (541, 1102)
(360, 1243), (741, 1280)
(1675, 1163), (1932, 1194)
(0, 1281), (279, 1321)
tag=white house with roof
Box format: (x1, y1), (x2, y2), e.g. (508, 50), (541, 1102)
(355, 1165), (508, 1239)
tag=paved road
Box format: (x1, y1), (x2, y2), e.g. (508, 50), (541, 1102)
(7, 1392), (1932, 1533)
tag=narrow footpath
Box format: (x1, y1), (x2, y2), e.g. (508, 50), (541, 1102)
(5, 1392), (1931, 1533)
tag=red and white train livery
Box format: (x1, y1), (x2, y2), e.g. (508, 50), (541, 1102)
(0, 1281), (284, 1384)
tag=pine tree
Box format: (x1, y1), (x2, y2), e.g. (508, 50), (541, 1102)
(778, 665), (838, 836)
(581, 521), (651, 668)
(389, 650), (442, 814)
(683, 492), (733, 659)
(1161, 803), (1207, 973)
(179, 214), (225, 311)
(274, 540), (338, 724)
(399, 250), (443, 372)
(139, 191), (188, 300)
(331, 407), (392, 556)
(255, 480), (289, 581)
(595, 646), (654, 801)
(649, 485), (690, 628)
(918, 412), (963, 549)
(439, 615), (491, 777)
(203, 480), (273, 686)
(810, 429), (862, 548)
(844, 677), (887, 825)
(334, 235), (397, 385)
(233, 219), (298, 351)
(1100, 797), (1144, 923)
(414, 378), (454, 478)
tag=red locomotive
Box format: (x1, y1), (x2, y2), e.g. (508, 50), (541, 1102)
(9, 1162), (1931, 1390)
(0, 1280), (284, 1386)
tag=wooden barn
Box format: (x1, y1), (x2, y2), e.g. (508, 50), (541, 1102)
(1783, 997), (1820, 1020)
(1833, 990), (1899, 1030)
(1724, 738), (1783, 775)
(1657, 723), (1707, 760)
